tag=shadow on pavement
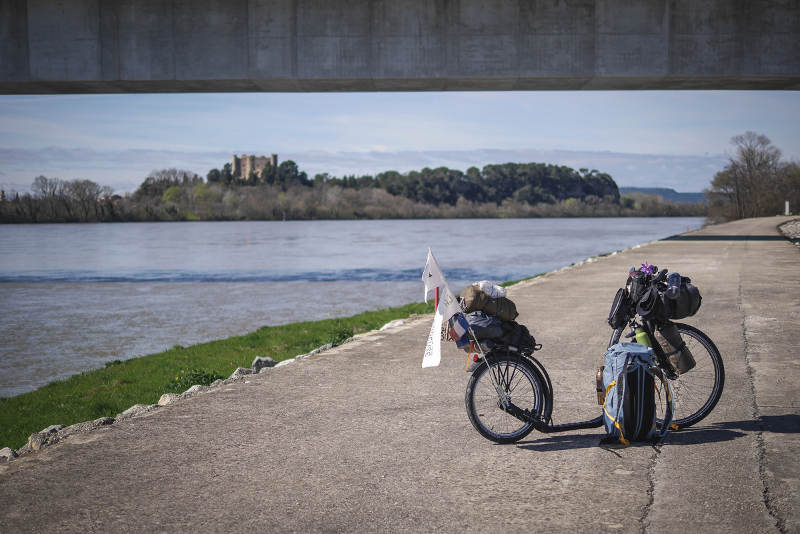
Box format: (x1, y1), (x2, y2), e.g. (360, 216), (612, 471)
(511, 414), (800, 452)
(515, 414), (800, 452)
(514, 424), (754, 451)
(663, 427), (746, 445)
(711, 414), (800, 434)
(663, 234), (788, 241)
(515, 433), (603, 452)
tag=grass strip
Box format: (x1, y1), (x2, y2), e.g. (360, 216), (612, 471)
(1, 274), (554, 451)
(1, 301), (434, 450)
(499, 273), (547, 287)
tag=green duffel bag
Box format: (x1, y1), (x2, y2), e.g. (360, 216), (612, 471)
(459, 285), (519, 322)
(460, 285), (488, 312)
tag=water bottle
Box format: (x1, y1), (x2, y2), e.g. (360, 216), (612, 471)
(666, 272), (681, 299)
(635, 327), (652, 347)
(596, 366), (606, 405)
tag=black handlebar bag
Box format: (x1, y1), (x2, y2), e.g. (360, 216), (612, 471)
(608, 288), (632, 328)
(667, 277), (702, 319)
(637, 287), (669, 321)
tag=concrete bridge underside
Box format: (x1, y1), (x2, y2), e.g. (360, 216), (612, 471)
(1, 0), (799, 94)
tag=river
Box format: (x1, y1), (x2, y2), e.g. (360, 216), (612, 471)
(0, 217), (704, 396)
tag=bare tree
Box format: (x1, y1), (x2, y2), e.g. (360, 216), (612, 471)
(708, 132), (783, 220)
(31, 176), (67, 219)
(31, 175), (62, 198)
(65, 179), (112, 221)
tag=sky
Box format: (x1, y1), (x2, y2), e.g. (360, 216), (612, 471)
(0, 90), (798, 194)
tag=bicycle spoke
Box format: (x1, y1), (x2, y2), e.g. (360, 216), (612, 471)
(507, 363), (519, 391)
(466, 356), (544, 443)
(507, 371), (527, 396)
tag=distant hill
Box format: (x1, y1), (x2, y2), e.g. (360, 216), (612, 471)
(619, 187), (706, 204)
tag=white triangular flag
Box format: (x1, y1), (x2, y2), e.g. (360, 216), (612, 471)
(436, 284), (462, 322)
(421, 248), (446, 303)
(421, 249), (466, 368)
(422, 308), (443, 368)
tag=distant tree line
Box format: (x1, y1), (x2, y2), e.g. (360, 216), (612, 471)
(0, 160), (706, 223)
(705, 132), (799, 222)
(0, 176), (114, 223)
(314, 163), (619, 207)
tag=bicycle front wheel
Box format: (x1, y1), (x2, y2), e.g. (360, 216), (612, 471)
(465, 354), (547, 444)
(610, 323), (724, 429)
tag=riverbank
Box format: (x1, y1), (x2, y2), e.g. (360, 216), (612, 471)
(1, 301), (436, 451)
(0, 261), (566, 453)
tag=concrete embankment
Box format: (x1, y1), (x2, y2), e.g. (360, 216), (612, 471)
(1, 216), (798, 533)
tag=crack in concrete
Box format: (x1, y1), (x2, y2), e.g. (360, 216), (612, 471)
(739, 274), (786, 533)
(639, 444), (662, 533)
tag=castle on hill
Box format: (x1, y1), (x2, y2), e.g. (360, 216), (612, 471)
(232, 154), (278, 181)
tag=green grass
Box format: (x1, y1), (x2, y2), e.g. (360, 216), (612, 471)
(499, 273), (547, 287)
(0, 301), (433, 450)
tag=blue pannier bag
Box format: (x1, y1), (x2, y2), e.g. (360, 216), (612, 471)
(602, 342), (674, 447)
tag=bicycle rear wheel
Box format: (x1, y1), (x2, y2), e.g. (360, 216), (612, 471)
(465, 353), (546, 444)
(609, 323), (724, 429)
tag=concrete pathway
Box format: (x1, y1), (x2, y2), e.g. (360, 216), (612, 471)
(1, 216), (797, 533)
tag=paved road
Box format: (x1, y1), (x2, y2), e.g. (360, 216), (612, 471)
(2, 216), (798, 533)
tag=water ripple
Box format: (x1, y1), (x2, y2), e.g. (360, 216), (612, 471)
(0, 267), (518, 284)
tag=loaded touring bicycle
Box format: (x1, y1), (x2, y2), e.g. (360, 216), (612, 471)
(423, 251), (724, 445)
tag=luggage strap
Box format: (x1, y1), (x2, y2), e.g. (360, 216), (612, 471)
(661, 340), (687, 358)
(603, 355), (632, 447)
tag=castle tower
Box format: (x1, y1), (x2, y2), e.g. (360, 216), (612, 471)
(231, 154), (279, 181)
(232, 155), (242, 177)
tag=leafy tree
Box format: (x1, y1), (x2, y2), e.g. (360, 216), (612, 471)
(162, 186), (182, 204)
(313, 173), (330, 187)
(261, 164), (277, 185)
(134, 169), (202, 200)
(221, 163), (233, 185)
(193, 183), (220, 204)
(277, 160), (309, 189)
(207, 168), (222, 183)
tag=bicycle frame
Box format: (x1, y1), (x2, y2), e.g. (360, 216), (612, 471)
(620, 317), (680, 380)
(466, 326), (603, 434)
